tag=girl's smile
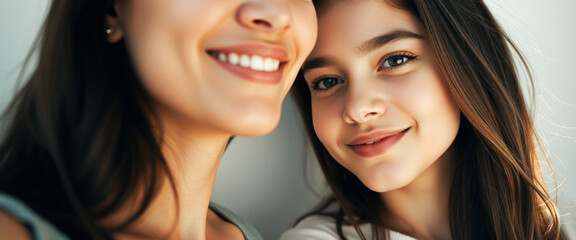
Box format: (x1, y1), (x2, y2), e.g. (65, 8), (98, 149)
(347, 128), (410, 158)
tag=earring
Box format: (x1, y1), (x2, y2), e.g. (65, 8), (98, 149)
(105, 27), (113, 35)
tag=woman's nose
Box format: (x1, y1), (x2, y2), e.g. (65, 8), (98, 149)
(236, 0), (292, 33)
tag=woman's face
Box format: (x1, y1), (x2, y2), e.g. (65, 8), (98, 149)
(303, 0), (460, 192)
(110, 0), (316, 136)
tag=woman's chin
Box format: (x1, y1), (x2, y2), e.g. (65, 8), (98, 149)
(226, 113), (280, 137)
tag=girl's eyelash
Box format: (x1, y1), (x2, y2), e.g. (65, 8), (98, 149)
(310, 76), (344, 91)
(377, 51), (418, 71)
(306, 51), (417, 91)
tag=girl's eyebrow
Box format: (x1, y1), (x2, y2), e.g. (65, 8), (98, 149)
(357, 30), (425, 54)
(301, 56), (339, 74)
(302, 30), (424, 74)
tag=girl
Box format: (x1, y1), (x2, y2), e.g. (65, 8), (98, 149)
(0, 0), (316, 239)
(283, 0), (571, 239)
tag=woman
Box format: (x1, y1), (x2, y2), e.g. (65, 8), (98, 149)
(0, 0), (316, 239)
(282, 0), (570, 239)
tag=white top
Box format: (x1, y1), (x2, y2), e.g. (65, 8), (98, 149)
(280, 215), (415, 240)
(281, 201), (576, 240)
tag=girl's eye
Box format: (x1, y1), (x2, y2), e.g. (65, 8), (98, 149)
(312, 77), (344, 90)
(378, 53), (417, 71)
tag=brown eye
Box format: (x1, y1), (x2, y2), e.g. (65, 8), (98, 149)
(313, 77), (344, 90)
(378, 52), (417, 71)
(385, 56), (409, 67)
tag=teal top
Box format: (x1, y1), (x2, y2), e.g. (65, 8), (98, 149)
(0, 193), (263, 240)
(0, 193), (69, 240)
(209, 202), (263, 240)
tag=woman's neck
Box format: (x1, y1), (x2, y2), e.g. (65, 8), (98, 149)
(108, 117), (233, 240)
(380, 146), (457, 240)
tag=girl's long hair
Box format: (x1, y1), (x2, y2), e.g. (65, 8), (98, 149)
(292, 0), (563, 239)
(0, 0), (175, 238)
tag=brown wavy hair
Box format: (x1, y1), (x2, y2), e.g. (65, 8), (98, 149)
(292, 0), (564, 239)
(0, 0), (176, 238)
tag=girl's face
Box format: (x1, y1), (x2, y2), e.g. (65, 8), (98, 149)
(303, 0), (460, 192)
(111, 0), (317, 136)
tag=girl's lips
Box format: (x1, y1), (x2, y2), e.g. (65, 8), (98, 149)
(206, 43), (290, 85)
(348, 128), (409, 158)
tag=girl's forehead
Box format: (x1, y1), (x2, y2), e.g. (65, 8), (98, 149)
(312, 0), (422, 54)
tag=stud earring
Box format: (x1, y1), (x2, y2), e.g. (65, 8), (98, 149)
(105, 27), (113, 35)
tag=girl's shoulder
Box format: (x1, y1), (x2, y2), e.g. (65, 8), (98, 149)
(0, 193), (69, 240)
(280, 214), (415, 240)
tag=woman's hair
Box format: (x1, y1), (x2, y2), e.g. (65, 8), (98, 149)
(0, 0), (175, 238)
(292, 0), (563, 239)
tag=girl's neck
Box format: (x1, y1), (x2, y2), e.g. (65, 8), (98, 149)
(108, 116), (233, 240)
(380, 145), (457, 240)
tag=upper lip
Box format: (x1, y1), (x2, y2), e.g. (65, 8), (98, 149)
(348, 129), (409, 145)
(205, 43), (289, 62)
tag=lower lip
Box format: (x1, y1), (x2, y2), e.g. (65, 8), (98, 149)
(210, 56), (285, 85)
(349, 129), (408, 158)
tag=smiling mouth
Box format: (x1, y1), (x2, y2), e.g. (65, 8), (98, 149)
(207, 51), (281, 72)
(348, 128), (410, 158)
(360, 129), (408, 145)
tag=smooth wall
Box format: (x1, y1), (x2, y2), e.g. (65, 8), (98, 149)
(1, 1), (575, 239)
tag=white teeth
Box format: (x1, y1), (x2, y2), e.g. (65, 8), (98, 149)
(229, 53), (239, 65)
(240, 54), (250, 67)
(272, 59), (280, 71)
(365, 139), (382, 145)
(264, 58), (274, 72)
(261, 58), (279, 72)
(218, 53), (227, 62)
(213, 51), (281, 72)
(250, 55), (264, 71)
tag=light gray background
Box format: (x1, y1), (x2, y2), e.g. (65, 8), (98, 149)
(1, 1), (574, 239)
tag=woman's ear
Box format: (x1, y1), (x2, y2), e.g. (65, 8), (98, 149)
(105, 4), (123, 43)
